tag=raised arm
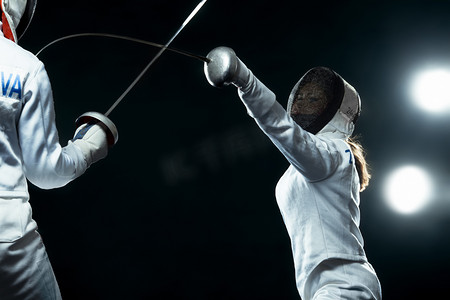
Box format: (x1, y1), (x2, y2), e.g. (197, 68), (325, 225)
(204, 47), (340, 181)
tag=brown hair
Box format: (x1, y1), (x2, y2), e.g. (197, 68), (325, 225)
(347, 137), (371, 192)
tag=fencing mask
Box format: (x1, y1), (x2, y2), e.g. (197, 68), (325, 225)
(1, 0), (37, 42)
(287, 66), (361, 135)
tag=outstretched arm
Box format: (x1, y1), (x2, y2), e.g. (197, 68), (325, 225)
(204, 47), (340, 181)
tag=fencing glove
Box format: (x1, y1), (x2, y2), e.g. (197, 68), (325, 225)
(71, 122), (108, 167)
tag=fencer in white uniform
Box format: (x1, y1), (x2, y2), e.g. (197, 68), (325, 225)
(0, 1), (114, 299)
(204, 47), (382, 299)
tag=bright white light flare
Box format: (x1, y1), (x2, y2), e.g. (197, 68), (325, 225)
(410, 68), (450, 113)
(384, 166), (433, 214)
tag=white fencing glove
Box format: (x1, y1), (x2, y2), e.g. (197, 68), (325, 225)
(204, 46), (251, 89)
(203, 46), (276, 119)
(71, 122), (108, 167)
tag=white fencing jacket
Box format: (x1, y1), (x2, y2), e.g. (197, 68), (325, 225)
(0, 28), (87, 243)
(237, 72), (369, 296)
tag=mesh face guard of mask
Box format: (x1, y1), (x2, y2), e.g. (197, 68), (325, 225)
(287, 66), (353, 134)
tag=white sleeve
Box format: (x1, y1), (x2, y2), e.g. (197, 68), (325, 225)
(18, 62), (87, 189)
(238, 72), (340, 181)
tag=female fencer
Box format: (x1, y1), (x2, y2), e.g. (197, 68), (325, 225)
(0, 1), (115, 299)
(204, 47), (382, 299)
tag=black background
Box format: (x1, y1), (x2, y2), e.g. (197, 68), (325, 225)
(17, 0), (450, 299)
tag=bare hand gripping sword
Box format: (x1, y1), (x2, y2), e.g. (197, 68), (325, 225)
(66, 0), (208, 146)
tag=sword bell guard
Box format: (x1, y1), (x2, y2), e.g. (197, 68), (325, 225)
(75, 112), (118, 147)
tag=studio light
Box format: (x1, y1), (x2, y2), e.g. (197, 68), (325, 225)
(383, 165), (434, 215)
(410, 68), (450, 113)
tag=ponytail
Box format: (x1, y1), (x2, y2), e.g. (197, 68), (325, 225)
(348, 137), (371, 192)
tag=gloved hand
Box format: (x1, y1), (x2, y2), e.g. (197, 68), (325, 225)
(204, 46), (251, 89)
(71, 122), (108, 167)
